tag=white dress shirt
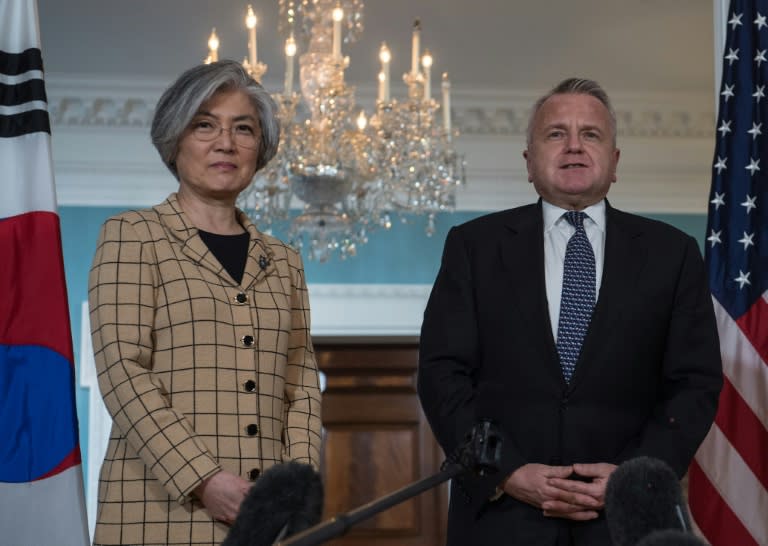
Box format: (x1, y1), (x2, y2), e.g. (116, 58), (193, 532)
(542, 199), (606, 342)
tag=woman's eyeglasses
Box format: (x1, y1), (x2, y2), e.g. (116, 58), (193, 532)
(189, 119), (259, 150)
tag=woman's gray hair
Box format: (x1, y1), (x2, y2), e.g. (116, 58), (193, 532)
(151, 59), (280, 179)
(526, 77), (617, 145)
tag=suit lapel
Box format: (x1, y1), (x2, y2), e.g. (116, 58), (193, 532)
(155, 193), (276, 288)
(499, 202), (562, 382)
(239, 209), (277, 291)
(569, 203), (647, 389)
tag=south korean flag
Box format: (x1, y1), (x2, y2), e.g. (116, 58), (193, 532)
(0, 1), (89, 545)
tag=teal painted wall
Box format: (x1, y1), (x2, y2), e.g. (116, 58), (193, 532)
(61, 205), (707, 483)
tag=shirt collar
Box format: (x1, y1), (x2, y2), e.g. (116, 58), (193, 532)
(542, 198), (607, 233)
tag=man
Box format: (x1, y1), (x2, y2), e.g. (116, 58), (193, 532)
(417, 78), (723, 545)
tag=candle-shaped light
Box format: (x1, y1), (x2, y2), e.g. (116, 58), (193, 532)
(442, 72), (451, 133)
(356, 111), (368, 131)
(207, 28), (220, 63)
(421, 50), (433, 101)
(284, 34), (297, 96)
(378, 71), (386, 102)
(332, 4), (344, 60)
(245, 6), (258, 68)
(411, 20), (421, 76)
(379, 42), (391, 102)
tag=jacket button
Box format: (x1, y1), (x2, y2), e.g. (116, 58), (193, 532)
(241, 335), (254, 347)
(248, 468), (261, 481)
(246, 423), (259, 436)
(235, 292), (248, 304)
(243, 380), (257, 392)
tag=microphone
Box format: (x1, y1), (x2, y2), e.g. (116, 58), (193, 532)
(636, 530), (707, 546)
(454, 419), (504, 476)
(605, 456), (692, 546)
(222, 461), (323, 546)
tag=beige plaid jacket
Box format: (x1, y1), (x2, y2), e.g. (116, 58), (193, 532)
(88, 194), (322, 545)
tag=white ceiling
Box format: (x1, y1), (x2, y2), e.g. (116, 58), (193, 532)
(37, 0), (716, 98)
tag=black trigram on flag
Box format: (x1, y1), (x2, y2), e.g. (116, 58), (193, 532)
(0, 38), (50, 137)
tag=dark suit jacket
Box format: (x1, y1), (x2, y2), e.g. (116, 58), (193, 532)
(417, 201), (722, 546)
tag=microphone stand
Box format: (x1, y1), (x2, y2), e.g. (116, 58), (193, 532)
(277, 462), (462, 546)
(276, 420), (503, 546)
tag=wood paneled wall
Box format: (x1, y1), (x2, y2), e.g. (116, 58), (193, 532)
(315, 340), (448, 546)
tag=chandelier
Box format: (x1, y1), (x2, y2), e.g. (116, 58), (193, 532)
(205, 1), (465, 261)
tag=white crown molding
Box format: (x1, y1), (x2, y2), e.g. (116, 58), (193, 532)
(46, 74), (716, 214)
(307, 283), (432, 336)
(46, 74), (714, 138)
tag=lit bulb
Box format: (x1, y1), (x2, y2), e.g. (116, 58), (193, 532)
(208, 29), (220, 52)
(285, 35), (297, 57)
(379, 43), (391, 64)
(378, 71), (386, 83)
(421, 51), (433, 69)
(245, 5), (257, 29)
(332, 6), (344, 22)
(422, 50), (433, 101)
(356, 111), (368, 131)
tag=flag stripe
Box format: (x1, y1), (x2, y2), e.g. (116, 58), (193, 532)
(736, 295), (768, 363)
(714, 376), (768, 489)
(0, 78), (46, 106)
(716, 299), (768, 432)
(0, 108), (50, 137)
(0, 48), (43, 75)
(693, 423), (768, 544)
(688, 460), (759, 546)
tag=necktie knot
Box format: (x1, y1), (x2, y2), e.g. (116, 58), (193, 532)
(564, 210), (587, 230)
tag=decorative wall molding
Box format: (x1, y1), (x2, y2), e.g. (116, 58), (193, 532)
(47, 74), (714, 138)
(451, 104), (714, 139)
(308, 283), (431, 336)
(49, 96), (714, 139)
(47, 74), (716, 214)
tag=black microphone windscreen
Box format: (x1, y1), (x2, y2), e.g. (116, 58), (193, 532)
(605, 456), (692, 546)
(222, 461), (323, 546)
(636, 529), (708, 546)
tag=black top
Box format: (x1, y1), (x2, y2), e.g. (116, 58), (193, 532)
(198, 229), (250, 284)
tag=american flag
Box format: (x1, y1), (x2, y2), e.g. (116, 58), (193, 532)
(0, 0), (89, 543)
(688, 0), (768, 544)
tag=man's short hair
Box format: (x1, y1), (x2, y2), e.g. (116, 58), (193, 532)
(526, 77), (617, 145)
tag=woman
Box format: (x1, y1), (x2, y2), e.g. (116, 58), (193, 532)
(88, 60), (322, 546)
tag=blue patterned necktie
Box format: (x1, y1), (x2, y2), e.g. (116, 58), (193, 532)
(556, 211), (596, 383)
